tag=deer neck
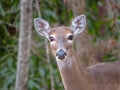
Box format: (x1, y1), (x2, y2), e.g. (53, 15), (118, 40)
(56, 49), (91, 90)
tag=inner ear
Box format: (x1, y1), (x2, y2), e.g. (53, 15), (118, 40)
(70, 15), (86, 35)
(34, 18), (51, 37)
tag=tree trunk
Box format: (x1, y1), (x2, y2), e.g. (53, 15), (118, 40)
(15, 0), (32, 90)
(71, 0), (85, 16)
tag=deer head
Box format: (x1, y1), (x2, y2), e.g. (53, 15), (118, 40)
(34, 15), (86, 61)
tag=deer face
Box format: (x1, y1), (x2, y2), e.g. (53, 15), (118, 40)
(48, 27), (74, 60)
(34, 15), (86, 61)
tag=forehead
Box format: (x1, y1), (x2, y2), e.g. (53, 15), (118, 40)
(50, 26), (72, 36)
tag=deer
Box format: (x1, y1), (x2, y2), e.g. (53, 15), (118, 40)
(34, 15), (120, 90)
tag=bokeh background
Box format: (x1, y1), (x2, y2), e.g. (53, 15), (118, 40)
(0, 0), (120, 90)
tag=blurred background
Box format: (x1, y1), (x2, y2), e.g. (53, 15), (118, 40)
(0, 0), (120, 90)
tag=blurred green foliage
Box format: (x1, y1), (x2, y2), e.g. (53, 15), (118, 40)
(86, 0), (120, 40)
(0, 0), (119, 90)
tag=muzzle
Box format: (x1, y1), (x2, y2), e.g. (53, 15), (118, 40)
(56, 49), (67, 60)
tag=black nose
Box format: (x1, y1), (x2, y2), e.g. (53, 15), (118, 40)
(56, 49), (67, 60)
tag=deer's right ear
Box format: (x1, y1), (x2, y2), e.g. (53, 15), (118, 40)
(34, 18), (51, 37)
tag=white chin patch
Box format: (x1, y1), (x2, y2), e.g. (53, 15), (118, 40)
(56, 57), (73, 69)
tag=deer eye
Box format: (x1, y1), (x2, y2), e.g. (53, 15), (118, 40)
(68, 35), (74, 40)
(49, 36), (55, 42)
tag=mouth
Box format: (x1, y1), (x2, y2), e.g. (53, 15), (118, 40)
(56, 55), (67, 61)
(58, 55), (66, 60)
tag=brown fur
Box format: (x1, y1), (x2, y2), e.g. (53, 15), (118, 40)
(49, 26), (120, 90)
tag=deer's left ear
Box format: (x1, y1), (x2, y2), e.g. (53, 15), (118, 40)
(70, 15), (86, 35)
